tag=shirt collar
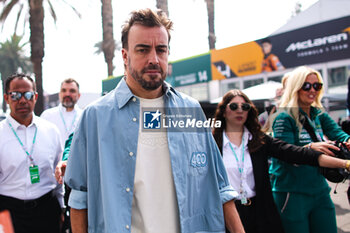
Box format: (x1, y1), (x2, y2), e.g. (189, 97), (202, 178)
(115, 77), (179, 109)
(7, 113), (38, 129)
(223, 127), (252, 148)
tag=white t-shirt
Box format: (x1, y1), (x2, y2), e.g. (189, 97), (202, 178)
(131, 96), (180, 233)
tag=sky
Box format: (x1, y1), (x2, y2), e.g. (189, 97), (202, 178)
(0, 0), (319, 100)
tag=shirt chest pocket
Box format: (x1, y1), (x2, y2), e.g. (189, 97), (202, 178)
(33, 146), (57, 172)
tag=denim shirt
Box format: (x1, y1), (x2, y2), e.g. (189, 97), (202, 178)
(65, 78), (237, 233)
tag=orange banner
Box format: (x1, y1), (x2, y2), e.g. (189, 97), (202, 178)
(211, 41), (264, 80)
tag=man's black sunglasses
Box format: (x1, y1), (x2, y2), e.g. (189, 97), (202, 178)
(301, 82), (323, 91)
(8, 91), (36, 101)
(228, 102), (251, 111)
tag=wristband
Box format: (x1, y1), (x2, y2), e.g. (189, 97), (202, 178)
(345, 160), (350, 172)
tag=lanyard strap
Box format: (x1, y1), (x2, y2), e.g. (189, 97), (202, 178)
(225, 133), (245, 174)
(8, 121), (38, 163)
(59, 109), (77, 134)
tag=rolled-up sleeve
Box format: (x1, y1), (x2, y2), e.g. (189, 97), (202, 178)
(68, 189), (87, 209)
(219, 185), (239, 204)
(209, 133), (239, 204)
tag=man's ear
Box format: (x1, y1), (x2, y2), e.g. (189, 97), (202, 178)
(4, 94), (9, 105)
(33, 92), (39, 103)
(122, 48), (128, 66)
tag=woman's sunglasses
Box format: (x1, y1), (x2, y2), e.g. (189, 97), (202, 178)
(228, 102), (251, 111)
(8, 91), (36, 101)
(301, 82), (323, 91)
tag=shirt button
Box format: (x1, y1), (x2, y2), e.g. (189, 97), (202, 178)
(133, 118), (137, 122)
(129, 152), (134, 156)
(126, 225), (130, 229)
(126, 187), (130, 192)
(132, 97), (137, 102)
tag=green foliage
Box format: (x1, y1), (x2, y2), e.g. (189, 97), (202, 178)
(0, 34), (32, 112)
(0, 34), (32, 80)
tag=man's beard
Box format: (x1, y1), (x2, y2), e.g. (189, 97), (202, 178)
(129, 59), (166, 91)
(62, 96), (76, 108)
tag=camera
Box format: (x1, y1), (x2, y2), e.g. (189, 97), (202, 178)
(320, 141), (350, 183)
(329, 141), (350, 160)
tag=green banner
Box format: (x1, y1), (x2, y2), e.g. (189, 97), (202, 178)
(166, 53), (212, 87)
(102, 75), (122, 95)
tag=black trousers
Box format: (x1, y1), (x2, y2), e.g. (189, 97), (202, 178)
(226, 197), (258, 233)
(0, 191), (61, 233)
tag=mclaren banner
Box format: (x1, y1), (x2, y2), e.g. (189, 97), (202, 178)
(211, 15), (350, 80)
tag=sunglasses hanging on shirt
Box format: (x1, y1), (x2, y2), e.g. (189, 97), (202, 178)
(301, 82), (323, 91)
(8, 91), (36, 101)
(228, 102), (251, 111)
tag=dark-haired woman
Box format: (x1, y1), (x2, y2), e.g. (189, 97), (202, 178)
(212, 89), (350, 233)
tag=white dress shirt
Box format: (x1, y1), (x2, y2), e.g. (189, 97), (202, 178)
(41, 104), (82, 145)
(222, 127), (256, 199)
(0, 114), (64, 207)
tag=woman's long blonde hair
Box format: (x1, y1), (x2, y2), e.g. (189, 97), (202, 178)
(278, 66), (324, 130)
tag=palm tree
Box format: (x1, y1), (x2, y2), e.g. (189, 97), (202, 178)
(156, 0), (169, 17)
(29, 0), (45, 115)
(0, 0), (80, 115)
(205, 0), (215, 49)
(0, 34), (32, 113)
(101, 0), (115, 77)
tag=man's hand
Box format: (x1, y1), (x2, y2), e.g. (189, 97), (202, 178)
(55, 161), (67, 184)
(223, 200), (245, 233)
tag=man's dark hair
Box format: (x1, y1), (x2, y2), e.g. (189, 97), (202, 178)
(121, 8), (173, 49)
(61, 78), (80, 90)
(5, 73), (36, 94)
(260, 38), (272, 45)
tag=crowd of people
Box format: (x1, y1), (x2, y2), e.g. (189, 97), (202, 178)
(1, 7), (350, 233)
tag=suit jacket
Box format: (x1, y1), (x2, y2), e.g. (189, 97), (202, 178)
(218, 134), (321, 233)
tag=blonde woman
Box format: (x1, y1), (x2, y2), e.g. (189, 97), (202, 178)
(271, 66), (350, 233)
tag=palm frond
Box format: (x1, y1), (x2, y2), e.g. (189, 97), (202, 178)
(13, 3), (23, 33)
(61, 0), (81, 18)
(94, 41), (103, 55)
(0, 0), (20, 22)
(47, 0), (57, 23)
(94, 40), (121, 55)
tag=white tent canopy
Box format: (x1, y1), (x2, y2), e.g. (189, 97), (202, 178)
(242, 81), (282, 101)
(210, 81), (282, 104)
